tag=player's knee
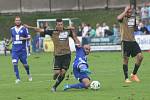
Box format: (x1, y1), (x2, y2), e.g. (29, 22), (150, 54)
(139, 55), (143, 62)
(23, 64), (28, 67)
(123, 57), (129, 64)
(84, 82), (90, 88)
(82, 78), (91, 88)
(61, 69), (66, 75)
(137, 54), (143, 62)
(53, 74), (59, 80)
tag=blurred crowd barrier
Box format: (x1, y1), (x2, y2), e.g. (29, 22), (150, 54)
(0, 0), (148, 13)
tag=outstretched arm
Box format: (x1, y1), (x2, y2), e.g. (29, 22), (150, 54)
(68, 27), (81, 46)
(117, 5), (131, 21)
(24, 24), (44, 33)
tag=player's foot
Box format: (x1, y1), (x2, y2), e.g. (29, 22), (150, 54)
(64, 84), (70, 91)
(125, 79), (132, 83)
(15, 79), (21, 84)
(51, 87), (56, 92)
(131, 74), (140, 82)
(28, 75), (32, 81)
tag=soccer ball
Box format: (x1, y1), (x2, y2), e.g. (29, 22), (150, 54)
(90, 81), (101, 90)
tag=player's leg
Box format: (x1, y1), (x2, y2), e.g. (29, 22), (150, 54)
(131, 42), (143, 82)
(122, 41), (131, 83)
(64, 64), (91, 91)
(20, 51), (32, 81)
(52, 69), (67, 91)
(64, 78), (91, 91)
(51, 54), (71, 92)
(12, 51), (20, 83)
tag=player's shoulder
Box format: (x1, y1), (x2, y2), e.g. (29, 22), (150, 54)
(10, 26), (15, 30)
(21, 25), (27, 30)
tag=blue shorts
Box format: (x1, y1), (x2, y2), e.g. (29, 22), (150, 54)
(12, 50), (27, 64)
(73, 64), (90, 82)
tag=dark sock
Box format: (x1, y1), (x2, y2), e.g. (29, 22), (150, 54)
(53, 75), (65, 88)
(14, 65), (20, 79)
(123, 64), (128, 79)
(24, 65), (30, 75)
(133, 64), (140, 75)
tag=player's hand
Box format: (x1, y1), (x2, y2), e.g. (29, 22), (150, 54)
(20, 37), (30, 40)
(19, 37), (24, 40)
(124, 5), (131, 13)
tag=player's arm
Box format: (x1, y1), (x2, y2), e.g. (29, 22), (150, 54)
(20, 28), (31, 40)
(20, 36), (30, 41)
(24, 24), (44, 33)
(68, 27), (81, 47)
(24, 24), (53, 36)
(117, 5), (131, 21)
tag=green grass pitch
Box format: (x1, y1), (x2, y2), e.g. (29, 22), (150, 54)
(0, 52), (150, 100)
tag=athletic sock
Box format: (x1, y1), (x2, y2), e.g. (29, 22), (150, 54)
(123, 64), (128, 79)
(14, 65), (20, 79)
(133, 64), (140, 75)
(24, 65), (30, 75)
(53, 75), (65, 88)
(69, 82), (86, 89)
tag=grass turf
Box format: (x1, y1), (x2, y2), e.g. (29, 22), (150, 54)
(0, 51), (150, 100)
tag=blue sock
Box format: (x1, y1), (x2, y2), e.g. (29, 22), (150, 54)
(14, 65), (20, 79)
(69, 83), (86, 89)
(24, 65), (30, 75)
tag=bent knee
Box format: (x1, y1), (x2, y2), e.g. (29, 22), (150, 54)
(138, 54), (144, 61)
(84, 82), (90, 88)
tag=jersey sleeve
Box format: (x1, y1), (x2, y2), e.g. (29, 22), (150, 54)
(75, 45), (82, 50)
(44, 29), (53, 36)
(24, 27), (30, 37)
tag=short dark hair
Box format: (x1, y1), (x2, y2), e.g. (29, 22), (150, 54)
(56, 18), (62, 22)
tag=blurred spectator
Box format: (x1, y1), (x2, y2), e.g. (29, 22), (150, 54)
(137, 22), (149, 35)
(112, 24), (119, 37)
(141, 3), (149, 23)
(95, 23), (103, 37)
(148, 3), (150, 22)
(101, 22), (110, 37)
(81, 22), (89, 45)
(3, 38), (11, 56)
(77, 24), (82, 36)
(146, 24), (150, 32)
(88, 25), (96, 38)
(81, 22), (89, 37)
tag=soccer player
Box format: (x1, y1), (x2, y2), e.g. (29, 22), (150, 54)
(64, 43), (91, 91)
(24, 19), (80, 92)
(8, 16), (32, 84)
(117, 5), (143, 83)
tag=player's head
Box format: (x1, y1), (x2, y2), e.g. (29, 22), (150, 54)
(15, 16), (21, 27)
(56, 18), (63, 31)
(83, 44), (91, 55)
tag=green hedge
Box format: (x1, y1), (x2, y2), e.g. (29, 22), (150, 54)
(0, 9), (122, 39)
